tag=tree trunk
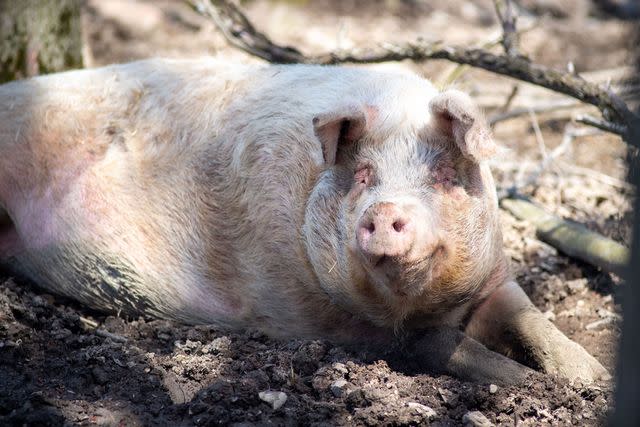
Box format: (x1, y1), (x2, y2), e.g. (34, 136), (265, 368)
(0, 0), (83, 84)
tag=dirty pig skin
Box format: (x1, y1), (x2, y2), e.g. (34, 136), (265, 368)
(0, 58), (608, 384)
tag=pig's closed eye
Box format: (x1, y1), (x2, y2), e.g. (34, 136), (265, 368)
(354, 165), (372, 186)
(432, 164), (458, 187)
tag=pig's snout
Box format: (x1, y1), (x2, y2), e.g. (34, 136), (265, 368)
(356, 202), (416, 265)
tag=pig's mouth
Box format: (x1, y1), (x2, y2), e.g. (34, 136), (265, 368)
(374, 254), (389, 268)
(360, 254), (428, 298)
(372, 255), (410, 296)
(358, 243), (449, 299)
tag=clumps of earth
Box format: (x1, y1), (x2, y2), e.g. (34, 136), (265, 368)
(0, 260), (618, 426)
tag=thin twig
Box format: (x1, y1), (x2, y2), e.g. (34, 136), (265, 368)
(489, 99), (581, 125)
(499, 124), (623, 197)
(523, 122), (574, 189)
(79, 315), (128, 343)
(498, 85), (520, 113)
(191, 0), (303, 63)
(511, 122), (573, 193)
(575, 114), (628, 136)
(438, 18), (538, 86)
(493, 0), (519, 56)
(79, 316), (99, 329)
(558, 161), (633, 190)
(528, 109), (548, 159)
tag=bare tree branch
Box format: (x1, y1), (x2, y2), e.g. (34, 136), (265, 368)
(489, 99), (580, 125)
(575, 114), (628, 136)
(493, 0), (519, 56)
(190, 0), (304, 63)
(189, 0), (639, 147)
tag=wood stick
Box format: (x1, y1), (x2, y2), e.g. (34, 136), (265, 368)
(501, 197), (629, 274)
(489, 99), (581, 125)
(575, 114), (628, 136)
(493, 0), (519, 57)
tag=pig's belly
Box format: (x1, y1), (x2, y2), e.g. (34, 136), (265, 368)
(0, 180), (169, 317)
(2, 202), (246, 324)
(4, 244), (154, 315)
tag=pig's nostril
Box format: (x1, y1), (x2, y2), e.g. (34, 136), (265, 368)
(392, 220), (405, 233)
(366, 222), (375, 233)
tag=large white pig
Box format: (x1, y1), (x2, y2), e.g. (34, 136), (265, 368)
(0, 58), (608, 383)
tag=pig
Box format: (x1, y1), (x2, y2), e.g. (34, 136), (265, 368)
(0, 58), (609, 384)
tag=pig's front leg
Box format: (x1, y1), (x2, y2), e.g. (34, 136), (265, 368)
(405, 326), (536, 385)
(464, 281), (610, 383)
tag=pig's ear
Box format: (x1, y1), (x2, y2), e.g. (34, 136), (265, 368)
(429, 90), (496, 161)
(313, 105), (374, 165)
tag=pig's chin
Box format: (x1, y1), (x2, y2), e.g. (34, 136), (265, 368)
(360, 256), (437, 300)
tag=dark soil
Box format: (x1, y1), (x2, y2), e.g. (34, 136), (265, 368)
(0, 275), (618, 426)
(0, 0), (634, 425)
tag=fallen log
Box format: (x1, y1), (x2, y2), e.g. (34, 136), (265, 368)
(500, 197), (629, 274)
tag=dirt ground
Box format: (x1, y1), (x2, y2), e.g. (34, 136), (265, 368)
(0, 0), (636, 425)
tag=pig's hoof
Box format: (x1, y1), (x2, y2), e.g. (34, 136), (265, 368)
(543, 340), (611, 383)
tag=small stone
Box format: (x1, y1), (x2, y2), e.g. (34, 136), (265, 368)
(157, 333), (171, 341)
(536, 408), (552, 419)
(406, 402), (436, 419)
(91, 367), (109, 385)
(202, 336), (231, 354)
(462, 410), (494, 426)
(597, 308), (621, 320)
(566, 278), (587, 294)
(585, 317), (615, 331)
(31, 295), (46, 307)
(258, 391), (287, 410)
(345, 388), (368, 409)
(489, 384), (498, 394)
(332, 362), (348, 376)
(53, 328), (72, 340)
(438, 387), (455, 404)
(330, 379), (349, 397)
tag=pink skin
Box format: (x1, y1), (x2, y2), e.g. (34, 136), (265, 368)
(346, 156), (452, 299)
(431, 156), (468, 201)
(356, 202), (414, 262)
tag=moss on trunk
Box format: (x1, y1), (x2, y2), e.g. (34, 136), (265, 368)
(0, 0), (83, 83)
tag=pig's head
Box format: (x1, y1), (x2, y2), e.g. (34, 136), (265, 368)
(303, 86), (506, 328)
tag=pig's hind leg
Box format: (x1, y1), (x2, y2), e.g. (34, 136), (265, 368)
(464, 281), (610, 383)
